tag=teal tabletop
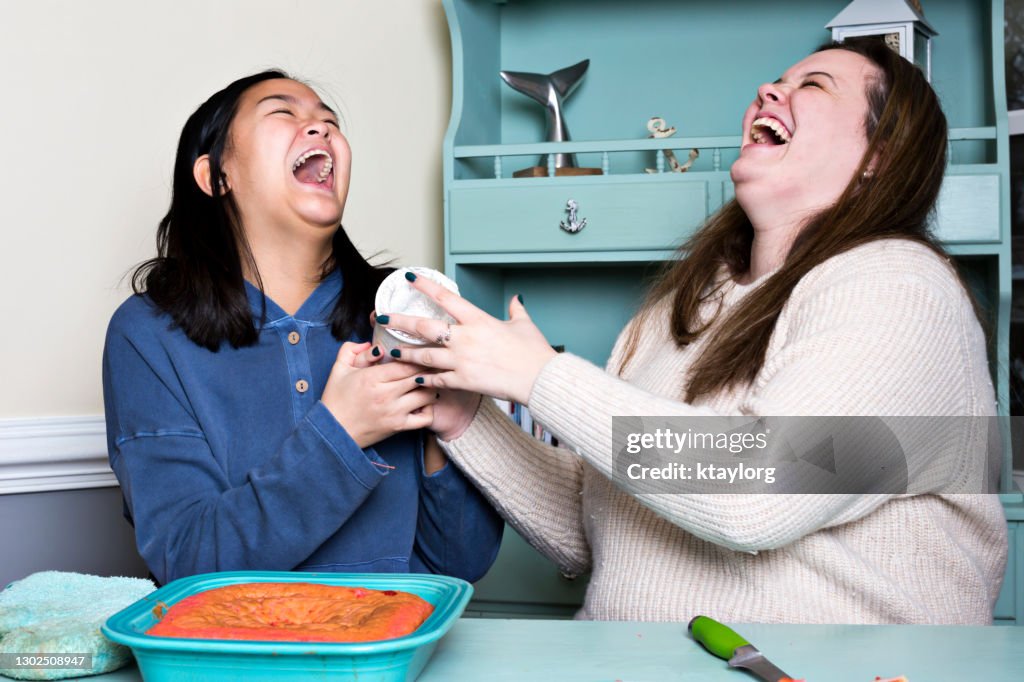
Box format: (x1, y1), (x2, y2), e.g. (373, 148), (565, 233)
(4, 619), (1023, 681)
(421, 620), (1024, 681)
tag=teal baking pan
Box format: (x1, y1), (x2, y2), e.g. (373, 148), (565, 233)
(102, 571), (472, 681)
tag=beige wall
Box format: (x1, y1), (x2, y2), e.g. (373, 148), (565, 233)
(0, 0), (450, 418)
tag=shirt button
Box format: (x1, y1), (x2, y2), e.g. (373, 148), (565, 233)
(295, 379), (309, 393)
(288, 331), (300, 345)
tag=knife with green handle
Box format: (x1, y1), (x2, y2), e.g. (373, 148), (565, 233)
(688, 616), (797, 682)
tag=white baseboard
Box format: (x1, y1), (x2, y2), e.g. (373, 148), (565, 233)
(0, 416), (116, 494)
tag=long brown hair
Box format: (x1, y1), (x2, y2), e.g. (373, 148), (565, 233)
(619, 37), (957, 401)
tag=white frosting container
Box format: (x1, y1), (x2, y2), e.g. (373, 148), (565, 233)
(372, 267), (459, 357)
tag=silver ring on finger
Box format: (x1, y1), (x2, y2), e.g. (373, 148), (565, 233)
(434, 322), (452, 346)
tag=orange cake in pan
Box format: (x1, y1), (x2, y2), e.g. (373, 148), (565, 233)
(146, 582), (434, 642)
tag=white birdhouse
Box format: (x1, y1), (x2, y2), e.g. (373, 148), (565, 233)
(826, 0), (937, 80)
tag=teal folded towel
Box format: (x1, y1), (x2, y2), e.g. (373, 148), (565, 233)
(0, 571), (154, 680)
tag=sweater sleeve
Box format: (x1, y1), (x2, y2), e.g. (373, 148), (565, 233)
(439, 398), (592, 576)
(102, 315), (392, 585)
(526, 244), (993, 552)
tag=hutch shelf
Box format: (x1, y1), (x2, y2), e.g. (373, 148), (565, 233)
(441, 0), (1020, 623)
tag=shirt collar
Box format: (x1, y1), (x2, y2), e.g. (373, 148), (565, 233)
(244, 268), (343, 325)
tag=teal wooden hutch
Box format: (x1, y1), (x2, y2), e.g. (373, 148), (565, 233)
(440, 0), (1022, 623)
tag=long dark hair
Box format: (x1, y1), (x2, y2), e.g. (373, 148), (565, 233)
(132, 70), (391, 350)
(619, 37), (966, 400)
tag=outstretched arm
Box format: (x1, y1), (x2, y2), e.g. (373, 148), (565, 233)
(437, 398), (592, 577)
(383, 244), (994, 553)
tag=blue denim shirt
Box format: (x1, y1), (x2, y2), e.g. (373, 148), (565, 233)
(102, 270), (502, 585)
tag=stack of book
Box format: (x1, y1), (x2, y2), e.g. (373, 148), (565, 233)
(491, 398), (559, 447)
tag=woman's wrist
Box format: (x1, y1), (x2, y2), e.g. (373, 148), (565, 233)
(436, 392), (482, 442)
(517, 346), (558, 406)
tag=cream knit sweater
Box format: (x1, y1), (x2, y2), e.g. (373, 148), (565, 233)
(442, 240), (1008, 624)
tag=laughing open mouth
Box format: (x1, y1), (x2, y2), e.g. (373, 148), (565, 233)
(750, 116), (791, 145)
(292, 148), (334, 188)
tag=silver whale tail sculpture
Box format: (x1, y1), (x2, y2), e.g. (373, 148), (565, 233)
(500, 59), (589, 169)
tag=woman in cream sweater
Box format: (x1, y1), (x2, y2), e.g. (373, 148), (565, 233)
(376, 38), (1008, 624)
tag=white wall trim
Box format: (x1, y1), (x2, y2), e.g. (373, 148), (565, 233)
(0, 416), (116, 494)
(0, 416), (1021, 496)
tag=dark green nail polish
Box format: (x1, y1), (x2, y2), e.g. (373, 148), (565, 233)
(371, 346), (381, 357)
(404, 271), (417, 282)
(415, 377), (424, 384)
(390, 349), (401, 358)
(517, 294), (524, 305)
(376, 314), (390, 324)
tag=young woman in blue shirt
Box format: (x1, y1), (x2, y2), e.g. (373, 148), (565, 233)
(102, 71), (502, 586)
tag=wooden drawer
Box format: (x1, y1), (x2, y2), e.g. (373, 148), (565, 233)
(932, 174), (1001, 243)
(449, 172), (998, 256)
(449, 180), (710, 254)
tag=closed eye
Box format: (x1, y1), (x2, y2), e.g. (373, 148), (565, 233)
(801, 80), (823, 89)
(325, 119), (340, 129)
(271, 108), (294, 116)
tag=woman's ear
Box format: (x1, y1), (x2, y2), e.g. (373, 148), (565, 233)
(193, 155), (215, 197)
(193, 155), (229, 197)
(865, 147), (882, 178)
